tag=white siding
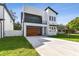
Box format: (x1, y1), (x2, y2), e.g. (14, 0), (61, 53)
(5, 30), (22, 36)
(46, 8), (56, 16)
(0, 5), (4, 19)
(4, 8), (13, 31)
(0, 5), (14, 38)
(42, 12), (48, 24)
(24, 6), (43, 16)
(46, 9), (57, 25)
(46, 8), (58, 36)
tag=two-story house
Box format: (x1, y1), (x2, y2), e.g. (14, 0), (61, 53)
(0, 4), (14, 38)
(21, 6), (58, 37)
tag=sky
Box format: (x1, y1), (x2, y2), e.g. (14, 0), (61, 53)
(6, 3), (79, 25)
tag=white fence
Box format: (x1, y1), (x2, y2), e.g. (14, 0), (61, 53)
(5, 30), (22, 36)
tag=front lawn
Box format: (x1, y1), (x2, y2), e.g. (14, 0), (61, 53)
(0, 36), (39, 56)
(52, 34), (79, 42)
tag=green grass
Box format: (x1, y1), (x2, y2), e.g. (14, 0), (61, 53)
(52, 34), (79, 42)
(0, 36), (39, 56)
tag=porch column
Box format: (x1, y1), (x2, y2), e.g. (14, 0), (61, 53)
(24, 23), (27, 37)
(42, 27), (44, 36)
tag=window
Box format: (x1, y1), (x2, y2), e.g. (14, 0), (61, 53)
(52, 27), (53, 30)
(54, 27), (55, 29)
(10, 20), (12, 23)
(54, 27), (55, 31)
(54, 17), (56, 21)
(24, 13), (42, 24)
(49, 30), (51, 32)
(49, 26), (51, 29)
(49, 16), (56, 21)
(49, 16), (51, 21)
(52, 16), (53, 21)
(51, 26), (56, 30)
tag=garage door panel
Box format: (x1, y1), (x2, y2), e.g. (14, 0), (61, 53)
(27, 26), (42, 36)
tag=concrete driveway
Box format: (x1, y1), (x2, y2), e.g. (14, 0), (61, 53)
(27, 36), (79, 56)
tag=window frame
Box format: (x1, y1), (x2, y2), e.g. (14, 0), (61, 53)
(54, 17), (56, 21)
(49, 16), (51, 21)
(24, 13), (42, 24)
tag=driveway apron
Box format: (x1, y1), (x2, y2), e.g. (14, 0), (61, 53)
(27, 36), (79, 56)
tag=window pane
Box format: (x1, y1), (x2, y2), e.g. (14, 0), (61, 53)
(52, 27), (53, 30)
(54, 17), (56, 21)
(52, 16), (53, 21)
(49, 26), (51, 29)
(24, 13), (42, 24)
(49, 16), (51, 20)
(54, 27), (55, 29)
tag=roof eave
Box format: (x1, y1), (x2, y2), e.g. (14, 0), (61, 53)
(0, 4), (14, 22)
(45, 6), (58, 15)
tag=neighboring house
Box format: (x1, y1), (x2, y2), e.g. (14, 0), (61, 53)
(57, 24), (68, 34)
(0, 4), (14, 38)
(75, 30), (79, 34)
(21, 6), (58, 36)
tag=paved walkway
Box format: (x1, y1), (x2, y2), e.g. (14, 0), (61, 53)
(27, 36), (79, 56)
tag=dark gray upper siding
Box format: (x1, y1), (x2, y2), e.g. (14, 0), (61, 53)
(24, 13), (42, 24)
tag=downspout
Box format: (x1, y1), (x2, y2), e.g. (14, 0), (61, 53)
(3, 5), (5, 38)
(1, 6), (4, 38)
(22, 5), (24, 36)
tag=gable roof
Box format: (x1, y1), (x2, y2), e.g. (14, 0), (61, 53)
(45, 6), (58, 15)
(0, 3), (14, 22)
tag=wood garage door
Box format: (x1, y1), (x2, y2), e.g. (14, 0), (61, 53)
(27, 26), (42, 36)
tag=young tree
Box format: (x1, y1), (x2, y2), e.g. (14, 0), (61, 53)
(10, 10), (18, 23)
(67, 17), (79, 33)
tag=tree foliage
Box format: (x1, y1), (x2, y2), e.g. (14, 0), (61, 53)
(14, 22), (21, 30)
(67, 17), (79, 30)
(10, 10), (18, 23)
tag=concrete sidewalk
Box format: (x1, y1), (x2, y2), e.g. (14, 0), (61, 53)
(27, 36), (79, 56)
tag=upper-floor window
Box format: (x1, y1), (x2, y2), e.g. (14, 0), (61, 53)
(49, 16), (51, 21)
(52, 16), (53, 21)
(54, 17), (56, 21)
(24, 13), (42, 24)
(49, 16), (56, 21)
